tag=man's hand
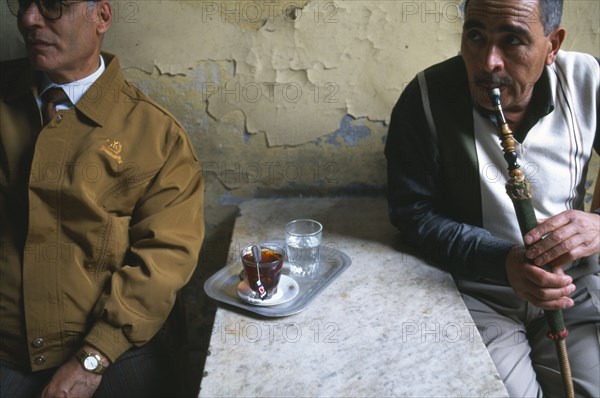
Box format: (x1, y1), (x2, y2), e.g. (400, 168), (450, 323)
(523, 210), (600, 268)
(505, 246), (575, 310)
(41, 347), (109, 398)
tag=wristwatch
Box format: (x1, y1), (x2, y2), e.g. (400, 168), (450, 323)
(76, 349), (106, 375)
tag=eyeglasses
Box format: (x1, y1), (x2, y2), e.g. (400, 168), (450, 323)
(7, 0), (99, 20)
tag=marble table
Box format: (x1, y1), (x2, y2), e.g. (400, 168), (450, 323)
(199, 197), (509, 397)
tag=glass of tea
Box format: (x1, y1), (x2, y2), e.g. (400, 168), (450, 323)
(240, 243), (285, 299)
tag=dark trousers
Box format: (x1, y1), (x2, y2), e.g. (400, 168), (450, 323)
(0, 337), (176, 398)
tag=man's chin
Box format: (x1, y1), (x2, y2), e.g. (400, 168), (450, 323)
(27, 53), (56, 73)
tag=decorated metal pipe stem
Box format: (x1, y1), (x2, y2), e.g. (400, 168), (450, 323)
(488, 88), (574, 398)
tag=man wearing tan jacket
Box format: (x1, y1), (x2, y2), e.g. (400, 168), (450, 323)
(0, 0), (204, 396)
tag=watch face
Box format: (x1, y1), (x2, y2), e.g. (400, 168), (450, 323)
(83, 355), (99, 370)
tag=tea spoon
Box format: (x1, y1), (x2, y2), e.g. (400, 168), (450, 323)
(251, 244), (268, 300)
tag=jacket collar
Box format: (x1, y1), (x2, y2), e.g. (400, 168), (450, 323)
(73, 52), (126, 127)
(38, 55), (106, 108)
(1, 52), (125, 128)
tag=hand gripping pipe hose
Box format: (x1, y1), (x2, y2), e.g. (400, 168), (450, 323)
(488, 88), (574, 398)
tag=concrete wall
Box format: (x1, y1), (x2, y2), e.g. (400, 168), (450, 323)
(2, 0), (599, 223)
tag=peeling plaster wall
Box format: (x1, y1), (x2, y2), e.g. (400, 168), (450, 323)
(1, 1), (599, 211)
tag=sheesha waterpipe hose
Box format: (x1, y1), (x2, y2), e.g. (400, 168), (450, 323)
(488, 88), (574, 398)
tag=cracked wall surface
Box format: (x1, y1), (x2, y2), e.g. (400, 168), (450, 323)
(1, 0), (599, 208)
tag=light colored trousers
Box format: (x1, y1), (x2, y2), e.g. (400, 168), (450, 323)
(457, 274), (600, 398)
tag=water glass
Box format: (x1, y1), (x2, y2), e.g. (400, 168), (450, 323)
(285, 219), (323, 276)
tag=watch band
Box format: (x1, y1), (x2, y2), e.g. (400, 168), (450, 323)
(76, 349), (107, 375)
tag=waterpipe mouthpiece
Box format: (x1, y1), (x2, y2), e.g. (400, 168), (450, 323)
(488, 87), (501, 106)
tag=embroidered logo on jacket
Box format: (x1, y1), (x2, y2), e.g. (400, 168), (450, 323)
(99, 139), (123, 164)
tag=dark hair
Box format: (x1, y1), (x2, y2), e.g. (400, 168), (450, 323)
(463, 0), (563, 36)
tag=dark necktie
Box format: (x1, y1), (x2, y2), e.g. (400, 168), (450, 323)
(41, 87), (69, 125)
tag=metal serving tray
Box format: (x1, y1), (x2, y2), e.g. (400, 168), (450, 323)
(203, 242), (351, 317)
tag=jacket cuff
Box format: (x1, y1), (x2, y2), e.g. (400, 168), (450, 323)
(472, 238), (515, 284)
(84, 320), (133, 363)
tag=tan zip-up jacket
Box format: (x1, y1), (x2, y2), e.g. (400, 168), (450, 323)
(0, 53), (204, 371)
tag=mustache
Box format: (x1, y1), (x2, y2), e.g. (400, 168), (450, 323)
(24, 32), (54, 44)
(475, 74), (513, 87)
